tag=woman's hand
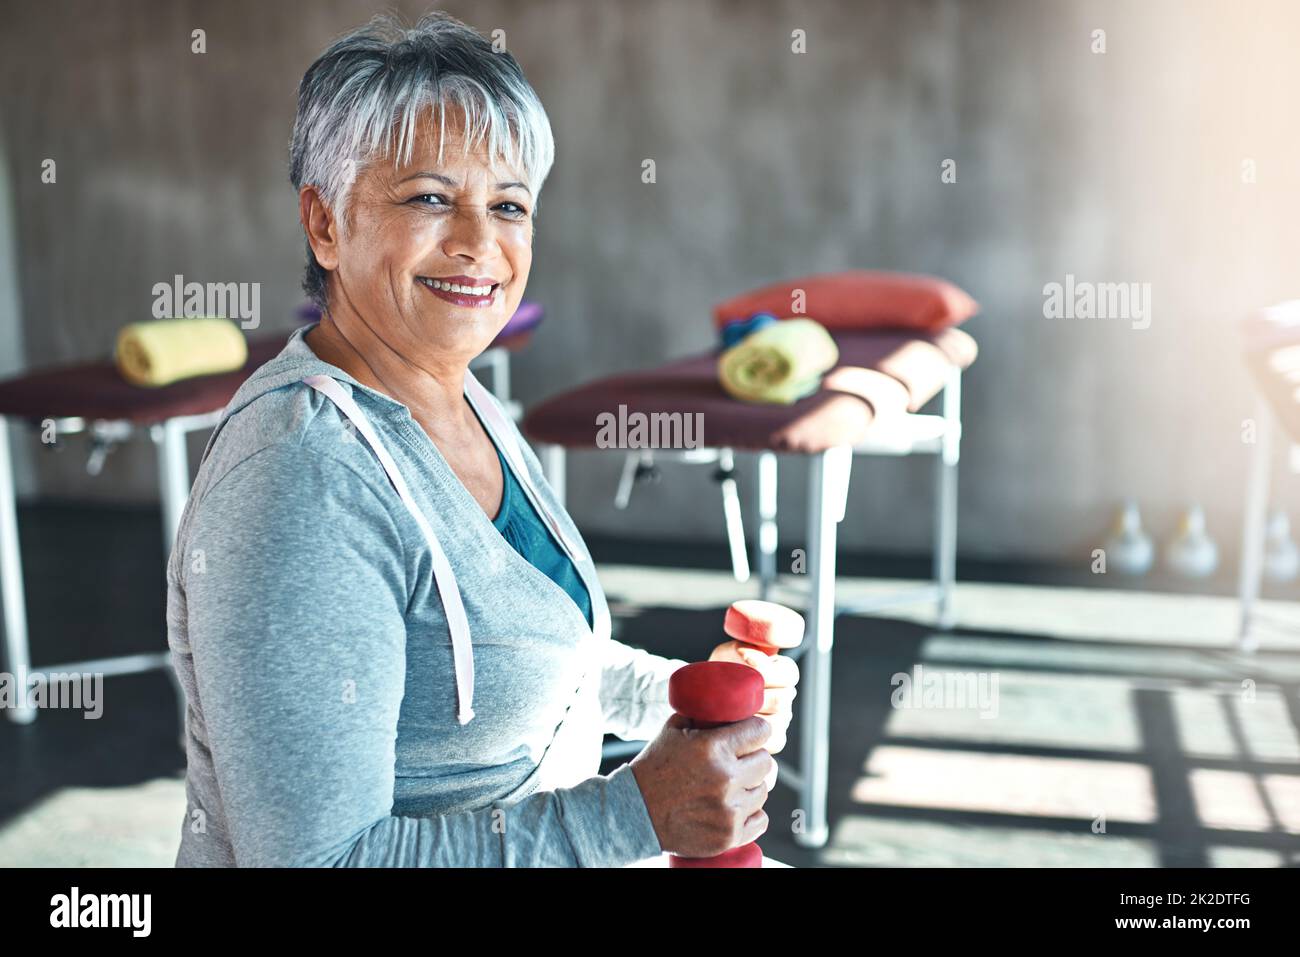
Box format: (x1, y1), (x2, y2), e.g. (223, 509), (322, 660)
(708, 641), (799, 763)
(629, 713), (773, 858)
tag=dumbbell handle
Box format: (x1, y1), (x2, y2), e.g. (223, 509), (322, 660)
(676, 639), (772, 868)
(665, 602), (804, 868)
(667, 661), (765, 869)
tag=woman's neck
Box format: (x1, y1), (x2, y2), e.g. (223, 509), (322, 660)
(305, 309), (472, 434)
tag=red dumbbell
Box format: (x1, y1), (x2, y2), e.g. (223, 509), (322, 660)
(723, 599), (805, 659)
(666, 600), (805, 868)
(667, 661), (765, 868)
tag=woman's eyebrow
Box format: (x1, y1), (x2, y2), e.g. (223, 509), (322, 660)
(397, 170), (531, 194)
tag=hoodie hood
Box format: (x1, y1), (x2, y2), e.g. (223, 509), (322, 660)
(221, 323), (384, 420)
(203, 322), (420, 466)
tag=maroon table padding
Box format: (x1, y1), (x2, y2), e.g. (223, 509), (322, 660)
(523, 327), (977, 454)
(0, 316), (543, 427)
(0, 334), (289, 425)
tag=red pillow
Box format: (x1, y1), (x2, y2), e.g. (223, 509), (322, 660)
(712, 270), (979, 332)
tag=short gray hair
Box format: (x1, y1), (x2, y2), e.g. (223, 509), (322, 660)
(289, 11), (555, 310)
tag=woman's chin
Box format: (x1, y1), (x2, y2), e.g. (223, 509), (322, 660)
(415, 308), (509, 355)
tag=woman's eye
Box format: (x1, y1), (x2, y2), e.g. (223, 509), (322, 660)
(409, 195), (527, 218)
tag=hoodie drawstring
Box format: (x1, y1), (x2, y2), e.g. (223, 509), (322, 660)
(303, 374), (476, 725)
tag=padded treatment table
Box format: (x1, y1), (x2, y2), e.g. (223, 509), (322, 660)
(0, 308), (543, 726)
(526, 328), (975, 452)
(524, 326), (977, 849)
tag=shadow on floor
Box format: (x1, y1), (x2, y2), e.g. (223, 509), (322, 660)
(604, 603), (1300, 868)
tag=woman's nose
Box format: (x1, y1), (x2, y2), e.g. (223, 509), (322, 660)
(441, 206), (496, 260)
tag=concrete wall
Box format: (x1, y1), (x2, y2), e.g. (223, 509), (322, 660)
(0, 123), (33, 495)
(0, 0), (1297, 564)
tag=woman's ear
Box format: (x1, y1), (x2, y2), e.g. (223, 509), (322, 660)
(300, 186), (340, 271)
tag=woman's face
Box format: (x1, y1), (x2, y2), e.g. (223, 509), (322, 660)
(320, 108), (533, 367)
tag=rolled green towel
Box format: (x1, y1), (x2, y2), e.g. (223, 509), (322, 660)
(717, 318), (839, 404)
(115, 318), (248, 387)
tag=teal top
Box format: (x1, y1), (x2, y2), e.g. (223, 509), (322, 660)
(486, 435), (594, 629)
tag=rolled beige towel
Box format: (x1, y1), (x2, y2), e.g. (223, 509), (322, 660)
(115, 318), (248, 387)
(717, 318), (839, 404)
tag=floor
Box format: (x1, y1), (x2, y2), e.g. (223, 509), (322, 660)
(2, 504), (1299, 867)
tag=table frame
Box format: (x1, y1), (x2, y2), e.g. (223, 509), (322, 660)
(0, 347), (516, 727)
(543, 366), (963, 848)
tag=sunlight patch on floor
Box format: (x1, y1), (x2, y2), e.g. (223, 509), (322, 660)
(851, 746), (1158, 824)
(1189, 769), (1300, 834)
(1171, 688), (1300, 763)
(883, 669), (1144, 752)
(0, 777), (184, 867)
(822, 813), (1159, 867)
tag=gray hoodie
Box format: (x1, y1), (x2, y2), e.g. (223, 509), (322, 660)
(167, 324), (685, 866)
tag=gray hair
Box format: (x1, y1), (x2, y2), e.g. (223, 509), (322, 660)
(289, 11), (555, 310)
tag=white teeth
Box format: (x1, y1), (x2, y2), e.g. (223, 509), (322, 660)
(421, 278), (494, 296)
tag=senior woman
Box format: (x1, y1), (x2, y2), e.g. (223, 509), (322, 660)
(167, 12), (797, 867)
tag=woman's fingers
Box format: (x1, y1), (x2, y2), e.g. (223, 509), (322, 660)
(738, 782), (769, 821)
(707, 640), (748, 665)
(707, 641), (801, 689)
(734, 746), (775, 789)
(745, 650), (800, 688)
(758, 685), (797, 716)
(703, 639), (799, 756)
(741, 806), (770, 846)
(756, 713), (790, 754)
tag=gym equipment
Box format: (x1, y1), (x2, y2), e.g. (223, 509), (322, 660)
(666, 599), (804, 868)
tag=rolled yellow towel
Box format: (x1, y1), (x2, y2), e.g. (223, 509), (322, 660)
(718, 318), (839, 404)
(115, 318), (248, 387)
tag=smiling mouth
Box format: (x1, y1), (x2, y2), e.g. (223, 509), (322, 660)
(416, 277), (501, 307)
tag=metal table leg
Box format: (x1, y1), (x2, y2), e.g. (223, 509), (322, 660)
(795, 445), (851, 849)
(152, 419), (190, 556)
(717, 448), (750, 583)
(757, 452), (778, 601)
(934, 368), (961, 630)
(0, 411), (220, 729)
(614, 452), (640, 510)
(152, 418), (193, 741)
(1237, 400), (1272, 653)
(0, 415), (33, 724)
